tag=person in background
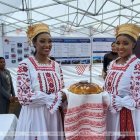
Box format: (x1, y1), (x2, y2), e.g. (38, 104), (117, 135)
(15, 23), (66, 140)
(104, 23), (140, 140)
(0, 57), (15, 114)
(102, 41), (118, 79)
(49, 56), (55, 61)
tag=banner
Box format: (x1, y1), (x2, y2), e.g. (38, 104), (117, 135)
(92, 38), (115, 63)
(3, 37), (91, 67)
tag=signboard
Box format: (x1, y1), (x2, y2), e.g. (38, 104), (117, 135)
(3, 36), (118, 67)
(3, 36), (34, 68)
(51, 38), (91, 64)
(92, 38), (115, 63)
(2, 37), (91, 67)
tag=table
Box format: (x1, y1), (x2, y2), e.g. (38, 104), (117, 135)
(0, 114), (17, 140)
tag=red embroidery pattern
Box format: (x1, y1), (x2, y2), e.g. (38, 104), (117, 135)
(65, 111), (105, 124)
(17, 57), (63, 111)
(60, 66), (65, 88)
(29, 57), (62, 94)
(130, 62), (140, 108)
(105, 56), (138, 140)
(17, 63), (28, 73)
(112, 95), (118, 111)
(54, 73), (61, 91)
(38, 73), (43, 92)
(52, 74), (57, 92)
(105, 56), (137, 95)
(67, 135), (105, 140)
(65, 119), (105, 131)
(65, 103), (107, 115)
(115, 72), (123, 95)
(49, 93), (58, 110)
(29, 57), (55, 71)
(105, 71), (118, 94)
(67, 129), (105, 140)
(65, 103), (107, 140)
(120, 108), (135, 140)
(43, 73), (48, 93)
(17, 63), (35, 105)
(112, 56), (137, 71)
(45, 73), (55, 93)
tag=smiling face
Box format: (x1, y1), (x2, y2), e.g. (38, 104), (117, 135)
(115, 35), (136, 59)
(33, 33), (52, 57)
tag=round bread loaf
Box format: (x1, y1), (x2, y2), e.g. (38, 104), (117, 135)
(68, 81), (103, 94)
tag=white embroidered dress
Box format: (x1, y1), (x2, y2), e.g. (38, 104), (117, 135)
(104, 55), (140, 140)
(14, 56), (65, 140)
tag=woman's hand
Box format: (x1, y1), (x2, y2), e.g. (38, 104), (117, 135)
(110, 95), (136, 113)
(115, 96), (136, 110)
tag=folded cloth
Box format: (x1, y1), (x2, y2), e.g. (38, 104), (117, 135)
(62, 89), (110, 140)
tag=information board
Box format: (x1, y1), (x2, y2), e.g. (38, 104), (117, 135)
(3, 36), (34, 68)
(2, 37), (91, 67)
(3, 36), (118, 67)
(51, 38), (91, 64)
(92, 38), (115, 63)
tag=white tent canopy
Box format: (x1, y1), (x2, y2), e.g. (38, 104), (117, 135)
(0, 0), (140, 37)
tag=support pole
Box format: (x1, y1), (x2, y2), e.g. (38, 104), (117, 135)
(89, 26), (93, 83)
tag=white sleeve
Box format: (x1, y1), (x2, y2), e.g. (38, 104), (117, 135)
(130, 61), (140, 108)
(17, 61), (62, 113)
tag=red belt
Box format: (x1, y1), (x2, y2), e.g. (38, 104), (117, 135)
(119, 108), (135, 140)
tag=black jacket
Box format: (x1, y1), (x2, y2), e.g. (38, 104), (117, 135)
(0, 69), (15, 100)
(103, 52), (118, 73)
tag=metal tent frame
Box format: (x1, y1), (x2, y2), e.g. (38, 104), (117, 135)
(0, 0), (139, 37)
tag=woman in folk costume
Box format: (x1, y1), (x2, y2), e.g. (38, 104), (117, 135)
(15, 23), (66, 140)
(104, 23), (140, 140)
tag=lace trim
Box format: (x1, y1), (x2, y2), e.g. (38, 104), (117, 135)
(49, 92), (62, 113)
(113, 55), (135, 67)
(32, 56), (53, 66)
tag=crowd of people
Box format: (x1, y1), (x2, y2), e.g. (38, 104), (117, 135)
(0, 22), (140, 140)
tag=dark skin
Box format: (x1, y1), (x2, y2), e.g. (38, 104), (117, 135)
(0, 58), (5, 71)
(33, 33), (67, 102)
(115, 35), (135, 65)
(33, 33), (52, 64)
(0, 58), (15, 102)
